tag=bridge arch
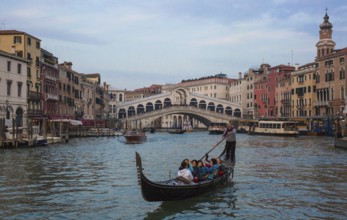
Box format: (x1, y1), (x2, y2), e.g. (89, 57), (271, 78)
(190, 98), (198, 107)
(146, 102), (154, 112)
(207, 102), (215, 111)
(164, 98), (172, 108)
(118, 108), (126, 118)
(174, 88), (189, 105)
(225, 106), (232, 115)
(199, 100), (206, 109)
(128, 106), (136, 116)
(137, 104), (145, 114)
(216, 104), (224, 113)
(155, 100), (162, 110)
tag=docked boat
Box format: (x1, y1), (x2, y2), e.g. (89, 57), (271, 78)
(124, 129), (147, 144)
(335, 118), (347, 150)
(249, 120), (299, 136)
(208, 122), (226, 134)
(168, 129), (187, 134)
(135, 152), (234, 202)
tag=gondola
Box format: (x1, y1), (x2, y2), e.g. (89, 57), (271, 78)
(167, 129), (187, 134)
(135, 152), (234, 202)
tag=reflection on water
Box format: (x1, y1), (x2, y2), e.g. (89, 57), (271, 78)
(1, 132), (347, 219)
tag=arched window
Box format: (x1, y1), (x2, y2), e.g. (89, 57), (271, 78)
(146, 102), (154, 112)
(207, 102), (215, 111)
(164, 98), (172, 108)
(137, 104), (145, 114)
(118, 108), (126, 118)
(128, 106), (136, 116)
(155, 100), (162, 110)
(216, 104), (224, 113)
(198, 100), (206, 109)
(15, 108), (23, 127)
(189, 98), (198, 107)
(119, 94), (123, 102)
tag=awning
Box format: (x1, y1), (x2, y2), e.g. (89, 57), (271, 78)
(50, 119), (83, 126)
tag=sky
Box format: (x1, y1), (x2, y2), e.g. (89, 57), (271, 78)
(1, 0), (347, 90)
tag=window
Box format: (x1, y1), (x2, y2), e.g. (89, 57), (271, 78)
(16, 51), (23, 57)
(17, 64), (22, 74)
(340, 57), (345, 64)
(27, 67), (31, 77)
(27, 52), (31, 60)
(36, 41), (40, 49)
(17, 82), (22, 97)
(27, 37), (31, 45)
(7, 80), (12, 96)
(7, 61), (11, 71)
(13, 36), (21, 44)
(340, 68), (345, 80)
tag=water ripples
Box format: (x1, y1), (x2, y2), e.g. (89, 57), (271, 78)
(1, 132), (347, 219)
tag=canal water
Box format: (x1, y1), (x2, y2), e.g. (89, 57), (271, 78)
(0, 132), (346, 219)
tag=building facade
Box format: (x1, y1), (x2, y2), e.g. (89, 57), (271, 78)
(0, 50), (29, 127)
(0, 30), (42, 121)
(314, 12), (347, 117)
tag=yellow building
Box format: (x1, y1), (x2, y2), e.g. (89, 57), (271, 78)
(290, 62), (317, 117)
(0, 30), (42, 120)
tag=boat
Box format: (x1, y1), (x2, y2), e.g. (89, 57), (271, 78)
(334, 118), (347, 149)
(149, 127), (155, 133)
(124, 129), (147, 144)
(249, 120), (299, 136)
(135, 152), (234, 202)
(168, 129), (187, 134)
(208, 122), (226, 134)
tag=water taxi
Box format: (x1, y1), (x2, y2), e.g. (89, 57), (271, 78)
(249, 120), (299, 136)
(124, 129), (147, 144)
(208, 122), (226, 134)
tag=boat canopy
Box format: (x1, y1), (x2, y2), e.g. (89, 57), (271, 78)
(50, 119), (83, 126)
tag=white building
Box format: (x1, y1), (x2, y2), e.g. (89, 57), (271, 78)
(0, 50), (29, 127)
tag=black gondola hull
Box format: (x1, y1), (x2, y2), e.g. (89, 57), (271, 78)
(136, 152), (233, 202)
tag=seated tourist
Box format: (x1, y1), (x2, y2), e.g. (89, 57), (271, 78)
(177, 161), (194, 181)
(216, 157), (227, 177)
(197, 160), (208, 181)
(205, 158), (219, 180)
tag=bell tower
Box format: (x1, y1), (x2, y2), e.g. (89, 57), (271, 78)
(316, 9), (336, 59)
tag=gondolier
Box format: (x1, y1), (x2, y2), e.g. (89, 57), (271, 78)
(221, 123), (237, 164)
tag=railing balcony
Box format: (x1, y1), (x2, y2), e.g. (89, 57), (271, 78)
(314, 101), (329, 107)
(45, 74), (58, 81)
(28, 91), (42, 101)
(27, 109), (43, 115)
(45, 93), (59, 101)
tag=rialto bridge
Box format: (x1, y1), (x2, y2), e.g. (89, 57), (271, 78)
(115, 88), (242, 129)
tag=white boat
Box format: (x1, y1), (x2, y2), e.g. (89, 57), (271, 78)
(249, 120), (299, 137)
(208, 122), (226, 134)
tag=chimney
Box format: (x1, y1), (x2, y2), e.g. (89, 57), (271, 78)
(64, 61), (73, 70)
(295, 63), (300, 71)
(11, 46), (15, 54)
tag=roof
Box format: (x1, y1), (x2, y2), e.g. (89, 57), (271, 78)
(0, 50), (30, 63)
(0, 30), (41, 41)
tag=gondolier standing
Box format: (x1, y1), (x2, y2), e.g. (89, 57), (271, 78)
(221, 123), (237, 165)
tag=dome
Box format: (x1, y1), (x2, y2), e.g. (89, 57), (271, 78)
(320, 12), (333, 29)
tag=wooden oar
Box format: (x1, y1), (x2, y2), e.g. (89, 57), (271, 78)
(199, 138), (225, 161)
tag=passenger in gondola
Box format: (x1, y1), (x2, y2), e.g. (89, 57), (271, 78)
(216, 157), (227, 177)
(177, 161), (194, 181)
(190, 160), (200, 182)
(197, 160), (208, 181)
(205, 158), (219, 180)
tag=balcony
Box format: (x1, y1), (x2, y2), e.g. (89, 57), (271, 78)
(28, 91), (42, 101)
(314, 101), (329, 107)
(27, 109), (43, 116)
(281, 99), (291, 105)
(45, 74), (58, 81)
(45, 93), (59, 101)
